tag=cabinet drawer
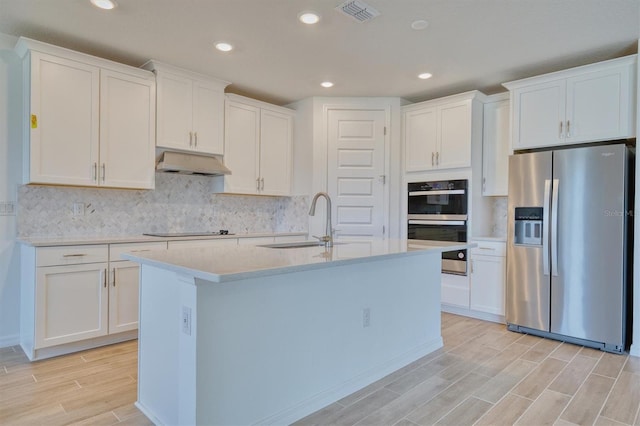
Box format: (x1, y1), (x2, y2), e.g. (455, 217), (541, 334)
(110, 242), (167, 262)
(37, 245), (108, 267)
(470, 241), (506, 257)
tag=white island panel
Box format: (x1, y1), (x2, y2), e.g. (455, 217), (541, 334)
(129, 240), (469, 425)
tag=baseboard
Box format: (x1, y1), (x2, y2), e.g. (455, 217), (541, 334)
(0, 334), (19, 349)
(257, 337), (444, 426)
(441, 304), (506, 324)
(26, 330), (138, 361)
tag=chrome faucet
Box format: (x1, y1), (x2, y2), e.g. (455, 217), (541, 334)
(309, 192), (333, 247)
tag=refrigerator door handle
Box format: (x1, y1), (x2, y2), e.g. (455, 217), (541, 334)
(543, 179), (551, 275)
(551, 179), (559, 276)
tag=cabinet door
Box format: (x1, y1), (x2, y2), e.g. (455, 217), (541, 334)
(35, 263), (108, 348)
(259, 108), (292, 195)
(192, 81), (224, 155)
(441, 273), (470, 308)
(566, 65), (634, 143)
(482, 99), (510, 196)
(156, 71), (193, 150)
(223, 101), (260, 194)
(438, 100), (472, 169)
(29, 51), (99, 186)
(100, 70), (155, 189)
(470, 255), (505, 315)
(404, 107), (438, 172)
(109, 261), (140, 334)
(512, 79), (566, 150)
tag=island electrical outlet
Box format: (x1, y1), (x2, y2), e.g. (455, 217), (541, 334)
(182, 306), (192, 335)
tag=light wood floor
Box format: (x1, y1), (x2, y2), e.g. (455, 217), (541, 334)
(2, 314), (639, 425)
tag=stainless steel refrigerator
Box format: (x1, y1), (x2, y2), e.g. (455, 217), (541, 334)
(506, 143), (633, 353)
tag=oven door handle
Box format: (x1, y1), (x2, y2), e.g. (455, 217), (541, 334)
(408, 219), (466, 226)
(408, 190), (465, 196)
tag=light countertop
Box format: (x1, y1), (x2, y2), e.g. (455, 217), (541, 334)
(123, 239), (475, 283)
(18, 232), (307, 247)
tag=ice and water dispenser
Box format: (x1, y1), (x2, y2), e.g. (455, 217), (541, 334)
(514, 207), (543, 246)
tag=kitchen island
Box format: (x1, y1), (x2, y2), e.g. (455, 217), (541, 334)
(123, 239), (472, 426)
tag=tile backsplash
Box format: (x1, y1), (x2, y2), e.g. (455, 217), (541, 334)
(491, 197), (508, 239)
(18, 174), (309, 238)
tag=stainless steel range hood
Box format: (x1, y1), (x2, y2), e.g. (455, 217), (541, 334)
(156, 151), (231, 176)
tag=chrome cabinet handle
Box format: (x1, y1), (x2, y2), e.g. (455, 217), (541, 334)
(63, 253), (87, 258)
(431, 152), (435, 166)
(559, 121), (564, 138)
(566, 120), (571, 137)
(260, 178), (264, 190)
(436, 151), (439, 165)
(470, 260), (474, 274)
(112, 268), (116, 287)
(103, 269), (107, 288)
(93, 163), (97, 181)
(101, 163), (105, 182)
(189, 131), (193, 147)
(194, 132), (198, 147)
(256, 178), (260, 190)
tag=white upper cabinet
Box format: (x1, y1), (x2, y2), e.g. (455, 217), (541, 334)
(100, 70), (155, 189)
(144, 61), (230, 155)
(215, 94), (293, 196)
(403, 91), (484, 172)
(16, 37), (156, 189)
(504, 55), (637, 150)
(482, 94), (510, 196)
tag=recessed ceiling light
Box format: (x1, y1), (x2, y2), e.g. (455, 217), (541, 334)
(411, 20), (429, 30)
(299, 12), (320, 24)
(215, 42), (233, 52)
(321, 81), (334, 88)
(90, 0), (117, 10)
(418, 73), (433, 80)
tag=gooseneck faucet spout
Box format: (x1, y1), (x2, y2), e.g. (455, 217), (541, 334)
(308, 192), (333, 247)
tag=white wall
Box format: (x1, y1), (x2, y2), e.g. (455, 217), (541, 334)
(0, 33), (21, 346)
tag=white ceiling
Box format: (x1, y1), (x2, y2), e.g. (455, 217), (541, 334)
(0, 0), (638, 105)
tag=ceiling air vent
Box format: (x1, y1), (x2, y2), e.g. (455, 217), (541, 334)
(335, 0), (380, 23)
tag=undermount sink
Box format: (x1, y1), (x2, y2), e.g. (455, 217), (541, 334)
(259, 241), (343, 249)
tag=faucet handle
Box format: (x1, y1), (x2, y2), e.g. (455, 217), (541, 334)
(312, 235), (330, 243)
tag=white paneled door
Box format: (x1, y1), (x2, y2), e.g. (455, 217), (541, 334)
(327, 108), (387, 240)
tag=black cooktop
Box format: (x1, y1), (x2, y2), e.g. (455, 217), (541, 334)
(143, 230), (232, 237)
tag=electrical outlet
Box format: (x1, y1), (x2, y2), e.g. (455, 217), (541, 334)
(72, 202), (85, 216)
(0, 201), (15, 216)
(363, 308), (370, 328)
(182, 306), (192, 335)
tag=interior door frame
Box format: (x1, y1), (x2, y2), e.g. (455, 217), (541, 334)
(317, 102), (391, 240)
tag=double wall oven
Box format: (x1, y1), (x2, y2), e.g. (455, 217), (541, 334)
(407, 179), (468, 275)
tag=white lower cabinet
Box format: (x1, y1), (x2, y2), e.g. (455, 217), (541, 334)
(108, 242), (167, 334)
(441, 273), (470, 309)
(35, 261), (109, 349)
(441, 240), (506, 323)
(21, 241), (166, 360)
(469, 240), (506, 318)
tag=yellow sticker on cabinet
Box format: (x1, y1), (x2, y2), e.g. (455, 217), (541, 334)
(31, 114), (37, 129)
